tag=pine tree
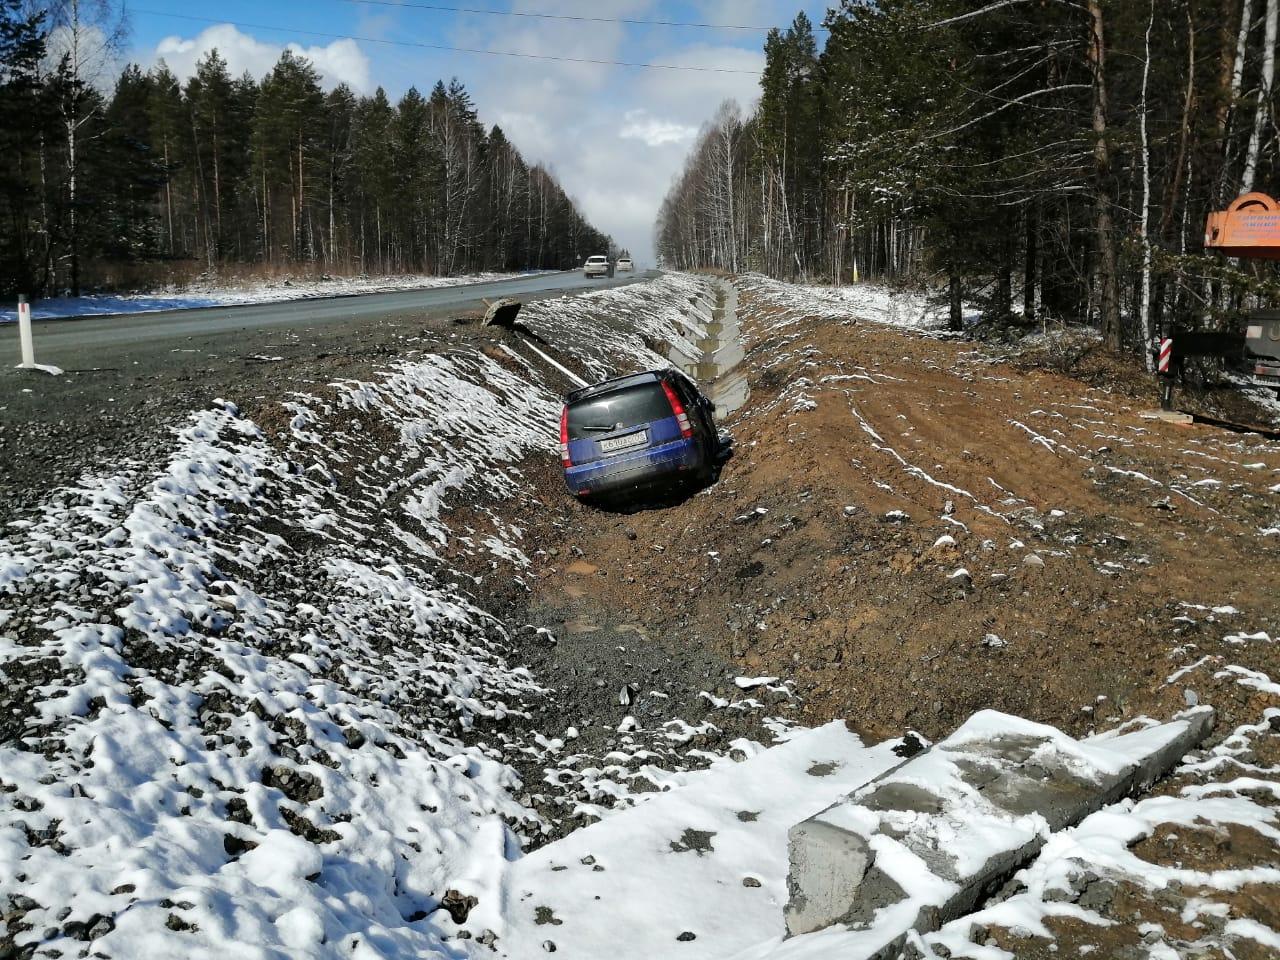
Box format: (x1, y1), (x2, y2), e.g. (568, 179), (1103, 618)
(0, 0), (49, 294)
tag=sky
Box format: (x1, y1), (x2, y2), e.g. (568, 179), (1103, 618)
(120, 0), (832, 263)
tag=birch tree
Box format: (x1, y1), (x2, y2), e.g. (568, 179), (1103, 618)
(42, 0), (126, 294)
(1242, 0), (1278, 192)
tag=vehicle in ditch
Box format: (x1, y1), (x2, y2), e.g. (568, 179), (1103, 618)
(560, 368), (719, 501)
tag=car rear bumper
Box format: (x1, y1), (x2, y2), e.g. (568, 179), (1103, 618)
(584, 267), (609, 276)
(564, 436), (702, 495)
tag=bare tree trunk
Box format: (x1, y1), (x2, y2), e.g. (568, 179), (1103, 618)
(1088, 0), (1122, 349)
(191, 115), (212, 269)
(949, 258), (963, 332)
(1217, 0), (1258, 199)
(66, 0), (82, 296)
(1139, 0), (1156, 368)
(163, 136), (175, 256)
(1242, 0), (1278, 192)
(1023, 202), (1038, 322)
(212, 131), (222, 261)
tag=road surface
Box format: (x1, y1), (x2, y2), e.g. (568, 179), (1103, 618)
(0, 268), (652, 505)
(0, 269), (647, 370)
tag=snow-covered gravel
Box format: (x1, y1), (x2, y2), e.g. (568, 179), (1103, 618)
(0, 272), (766, 959)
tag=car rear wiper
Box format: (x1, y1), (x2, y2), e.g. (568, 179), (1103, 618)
(579, 423), (621, 432)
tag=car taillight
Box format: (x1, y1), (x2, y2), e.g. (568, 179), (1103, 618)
(559, 406), (572, 466)
(661, 381), (694, 439)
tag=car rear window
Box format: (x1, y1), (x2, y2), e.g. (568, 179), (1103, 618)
(587, 256), (606, 263)
(567, 384), (674, 439)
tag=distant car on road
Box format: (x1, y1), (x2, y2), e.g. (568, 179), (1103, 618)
(560, 368), (720, 503)
(616, 256), (634, 272)
(583, 255), (610, 278)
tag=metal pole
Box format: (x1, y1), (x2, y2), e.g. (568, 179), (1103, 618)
(17, 294), (35, 369)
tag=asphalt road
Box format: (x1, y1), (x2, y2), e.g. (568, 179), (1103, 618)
(0, 268), (651, 510)
(0, 269), (644, 369)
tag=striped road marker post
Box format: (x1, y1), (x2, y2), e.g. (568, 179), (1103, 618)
(1157, 336), (1175, 410)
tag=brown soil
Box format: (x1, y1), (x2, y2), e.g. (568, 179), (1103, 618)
(522, 290), (1280, 745)
(506, 284), (1280, 956)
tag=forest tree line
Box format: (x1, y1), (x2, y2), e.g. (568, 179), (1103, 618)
(657, 0), (1280, 354)
(0, 0), (610, 298)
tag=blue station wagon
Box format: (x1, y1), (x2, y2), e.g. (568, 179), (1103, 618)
(560, 369), (719, 501)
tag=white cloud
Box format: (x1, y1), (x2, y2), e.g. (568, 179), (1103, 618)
(43, 23), (120, 91)
(147, 25), (372, 92)
(125, 1), (819, 261)
(619, 110), (698, 147)
(434, 0), (773, 262)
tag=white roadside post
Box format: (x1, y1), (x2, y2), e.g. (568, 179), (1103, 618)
(13, 295), (61, 375)
(17, 294), (35, 368)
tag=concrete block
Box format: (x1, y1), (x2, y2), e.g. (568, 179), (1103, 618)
(783, 708), (1214, 953)
(785, 819), (875, 937)
(1139, 409), (1195, 425)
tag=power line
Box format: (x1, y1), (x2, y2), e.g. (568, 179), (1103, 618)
(133, 9), (761, 73)
(337, 0), (782, 32)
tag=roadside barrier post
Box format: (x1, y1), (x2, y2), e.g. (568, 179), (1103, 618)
(1157, 336), (1173, 410)
(17, 294), (35, 369)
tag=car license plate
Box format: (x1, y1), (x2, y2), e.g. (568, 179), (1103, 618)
(599, 431), (646, 453)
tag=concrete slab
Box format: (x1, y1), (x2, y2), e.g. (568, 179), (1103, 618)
(1139, 409), (1196, 425)
(782, 708), (1214, 955)
(494, 723), (907, 960)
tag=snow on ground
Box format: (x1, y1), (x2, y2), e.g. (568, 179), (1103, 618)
(0, 272), (754, 960)
(0, 271), (537, 322)
(495, 722), (907, 960)
(920, 682), (1280, 959)
(735, 273), (978, 333)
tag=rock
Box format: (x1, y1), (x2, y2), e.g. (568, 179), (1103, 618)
(742, 877), (761, 888)
(1022, 554), (1045, 568)
(262, 765), (323, 803)
(542, 941), (557, 952)
(1077, 877), (1117, 913)
(677, 931), (696, 942)
(223, 833), (257, 857)
(441, 890), (478, 925)
(342, 726), (366, 748)
(893, 733), (926, 758)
